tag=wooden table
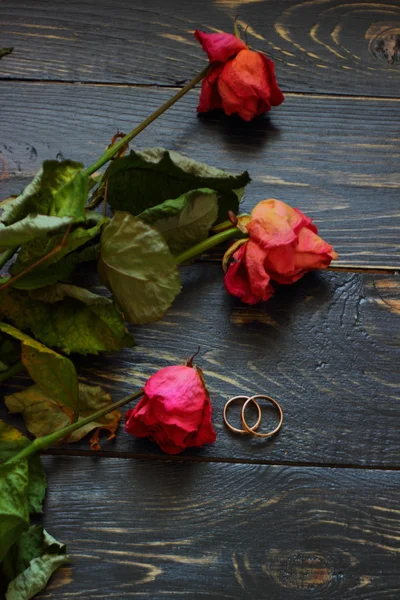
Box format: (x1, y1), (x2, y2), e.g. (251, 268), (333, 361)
(1, 1), (400, 597)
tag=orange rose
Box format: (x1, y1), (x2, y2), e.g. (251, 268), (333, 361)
(224, 199), (338, 304)
(194, 30), (284, 121)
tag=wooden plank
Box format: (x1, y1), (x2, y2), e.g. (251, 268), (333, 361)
(2, 268), (399, 467)
(1, 0), (400, 96)
(34, 456), (400, 598)
(2, 82), (400, 267)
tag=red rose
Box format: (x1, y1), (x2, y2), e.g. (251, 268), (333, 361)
(194, 30), (284, 121)
(125, 362), (216, 454)
(224, 199), (338, 304)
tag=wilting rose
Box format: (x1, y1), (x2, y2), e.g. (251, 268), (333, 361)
(125, 361), (216, 454)
(194, 30), (284, 121)
(224, 199), (338, 304)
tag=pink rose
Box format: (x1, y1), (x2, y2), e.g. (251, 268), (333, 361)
(125, 361), (216, 454)
(224, 199), (338, 304)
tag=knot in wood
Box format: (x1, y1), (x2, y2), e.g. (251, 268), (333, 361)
(371, 31), (400, 65)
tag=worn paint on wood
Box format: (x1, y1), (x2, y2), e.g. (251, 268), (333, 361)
(1, 83), (400, 267)
(2, 269), (399, 468)
(1, 0), (400, 95)
(34, 457), (400, 599)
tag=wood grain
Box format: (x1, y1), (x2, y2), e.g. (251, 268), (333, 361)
(1, 0), (400, 96)
(2, 267), (399, 467)
(2, 82), (400, 267)
(33, 456), (400, 599)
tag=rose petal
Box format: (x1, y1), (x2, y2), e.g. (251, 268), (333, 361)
(194, 398), (217, 446)
(197, 65), (224, 113)
(244, 240), (275, 301)
(194, 30), (246, 63)
(294, 227), (338, 269)
(260, 54), (285, 107)
(264, 244), (297, 282)
(224, 243), (274, 304)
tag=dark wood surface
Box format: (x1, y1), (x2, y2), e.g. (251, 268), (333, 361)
(2, 83), (400, 267)
(1, 0), (400, 598)
(2, 268), (400, 468)
(1, 0), (400, 96)
(38, 457), (400, 599)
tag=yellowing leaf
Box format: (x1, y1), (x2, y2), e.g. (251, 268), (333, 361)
(0, 323), (78, 412)
(0, 286), (133, 355)
(5, 383), (121, 449)
(0, 421), (46, 515)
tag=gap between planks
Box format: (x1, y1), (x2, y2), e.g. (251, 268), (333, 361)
(200, 257), (400, 275)
(41, 448), (400, 472)
(1, 77), (400, 102)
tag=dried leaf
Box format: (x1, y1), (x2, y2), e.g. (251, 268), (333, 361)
(0, 286), (134, 354)
(98, 212), (181, 324)
(5, 383), (121, 448)
(0, 323), (78, 411)
(103, 147), (250, 223)
(2, 526), (69, 600)
(0, 421), (46, 515)
(138, 188), (219, 254)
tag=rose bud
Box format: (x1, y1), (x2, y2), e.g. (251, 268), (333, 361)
(194, 30), (284, 121)
(125, 358), (216, 454)
(223, 199), (338, 304)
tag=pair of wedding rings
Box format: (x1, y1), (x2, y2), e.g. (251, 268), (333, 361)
(223, 395), (283, 437)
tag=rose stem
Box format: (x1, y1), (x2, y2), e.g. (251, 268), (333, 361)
(0, 247), (17, 271)
(6, 388), (144, 465)
(83, 65), (210, 177)
(174, 227), (241, 265)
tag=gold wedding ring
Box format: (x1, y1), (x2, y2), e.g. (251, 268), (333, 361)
(223, 394), (283, 438)
(223, 395), (262, 434)
(241, 395), (283, 438)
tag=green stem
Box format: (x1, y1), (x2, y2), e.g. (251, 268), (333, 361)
(5, 388), (144, 465)
(0, 248), (17, 271)
(83, 65), (211, 177)
(175, 227), (241, 264)
(0, 361), (25, 384)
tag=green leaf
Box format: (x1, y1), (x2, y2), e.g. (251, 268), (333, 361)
(0, 215), (73, 252)
(11, 243), (100, 290)
(0, 161), (88, 227)
(11, 212), (107, 275)
(0, 461), (30, 562)
(0, 335), (21, 372)
(2, 525), (44, 582)
(0, 421), (29, 460)
(0, 285), (134, 354)
(0, 323), (78, 411)
(0, 421), (46, 515)
(43, 161), (88, 221)
(0, 47), (13, 59)
(0, 429), (45, 596)
(104, 147), (250, 223)
(98, 211), (181, 324)
(139, 188), (219, 255)
(24, 457), (46, 515)
(3, 526), (69, 600)
(5, 382), (121, 449)
(0, 170), (43, 226)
